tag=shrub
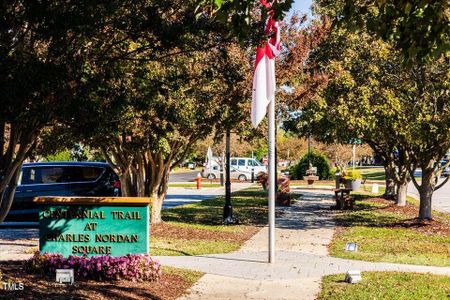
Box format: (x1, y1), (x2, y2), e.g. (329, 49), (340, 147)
(289, 151), (332, 180)
(276, 176), (291, 206)
(256, 172), (291, 205)
(343, 169), (362, 181)
(25, 251), (161, 282)
(256, 172), (269, 190)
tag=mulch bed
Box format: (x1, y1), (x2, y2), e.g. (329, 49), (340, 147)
(347, 197), (450, 236)
(0, 261), (193, 300)
(152, 222), (260, 243)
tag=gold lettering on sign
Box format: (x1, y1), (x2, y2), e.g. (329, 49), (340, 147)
(72, 245), (112, 255)
(42, 209), (106, 219)
(84, 222), (98, 231)
(94, 234), (139, 243)
(45, 233), (91, 242)
(111, 211), (141, 219)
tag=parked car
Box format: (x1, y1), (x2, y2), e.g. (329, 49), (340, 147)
(5, 162), (120, 222)
(202, 157), (267, 181)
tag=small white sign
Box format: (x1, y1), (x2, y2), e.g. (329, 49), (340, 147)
(371, 183), (379, 194)
(345, 243), (358, 252)
(56, 269), (74, 285)
(345, 270), (362, 284)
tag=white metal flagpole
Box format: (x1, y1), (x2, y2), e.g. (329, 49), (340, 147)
(268, 93), (276, 263)
(250, 7), (280, 264)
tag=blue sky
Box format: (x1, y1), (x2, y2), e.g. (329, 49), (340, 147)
(289, 0), (313, 15)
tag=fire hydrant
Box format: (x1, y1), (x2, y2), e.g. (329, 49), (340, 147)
(195, 173), (202, 190)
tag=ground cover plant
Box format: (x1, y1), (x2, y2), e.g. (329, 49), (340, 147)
(320, 271), (450, 300)
(26, 252), (161, 282)
(0, 261), (202, 300)
(150, 188), (271, 256)
(329, 192), (450, 266)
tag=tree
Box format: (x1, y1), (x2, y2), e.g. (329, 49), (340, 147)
(63, 40), (253, 224)
(0, 0), (113, 222)
(283, 22), (405, 201)
(297, 25), (450, 218)
(277, 132), (308, 161)
(199, 0), (294, 43)
(403, 61), (450, 219)
(315, 0), (450, 63)
(0, 0), (253, 222)
(289, 151), (332, 180)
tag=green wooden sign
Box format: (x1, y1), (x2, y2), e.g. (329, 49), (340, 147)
(39, 205), (149, 257)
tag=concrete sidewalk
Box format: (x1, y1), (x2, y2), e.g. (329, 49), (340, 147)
(157, 190), (450, 300)
(0, 229), (38, 261)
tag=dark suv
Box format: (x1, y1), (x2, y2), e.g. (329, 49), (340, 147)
(5, 162), (120, 223)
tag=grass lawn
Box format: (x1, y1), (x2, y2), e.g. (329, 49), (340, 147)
(320, 271), (450, 300)
(150, 188), (271, 256)
(356, 167), (386, 181)
(329, 192), (450, 267)
(168, 183), (222, 188)
(0, 261), (203, 300)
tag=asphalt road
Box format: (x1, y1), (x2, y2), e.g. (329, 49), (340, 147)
(169, 170), (199, 182)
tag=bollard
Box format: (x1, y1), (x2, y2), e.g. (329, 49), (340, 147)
(196, 173), (202, 190)
(251, 168), (255, 183)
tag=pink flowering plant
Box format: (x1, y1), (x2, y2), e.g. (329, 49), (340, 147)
(26, 251), (162, 282)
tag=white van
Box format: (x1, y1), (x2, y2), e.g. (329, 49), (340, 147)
(202, 157), (267, 181)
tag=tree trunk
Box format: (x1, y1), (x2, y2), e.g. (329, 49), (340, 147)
(418, 170), (435, 220)
(119, 173), (134, 197)
(418, 184), (433, 220)
(150, 193), (164, 224)
(396, 182), (408, 206)
(384, 165), (396, 199)
(0, 168), (21, 223)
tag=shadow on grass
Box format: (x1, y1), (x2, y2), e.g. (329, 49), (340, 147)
(151, 247), (193, 256)
(362, 171), (386, 180)
(162, 189), (268, 226)
(337, 194), (418, 229)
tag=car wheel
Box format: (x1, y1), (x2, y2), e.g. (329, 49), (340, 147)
(238, 174), (247, 182)
(208, 174), (216, 180)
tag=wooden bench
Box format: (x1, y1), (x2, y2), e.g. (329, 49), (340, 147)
(333, 188), (354, 210)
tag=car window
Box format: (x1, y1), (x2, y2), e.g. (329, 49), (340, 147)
(238, 159), (246, 166)
(248, 160), (254, 167)
(21, 166), (104, 184)
(252, 159), (262, 166)
(20, 168), (33, 184)
(40, 167), (64, 183)
(65, 167), (103, 182)
(30, 168), (36, 183)
(230, 159), (237, 166)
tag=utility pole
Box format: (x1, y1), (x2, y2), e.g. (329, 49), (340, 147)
(223, 128), (233, 224)
(308, 134), (312, 167)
